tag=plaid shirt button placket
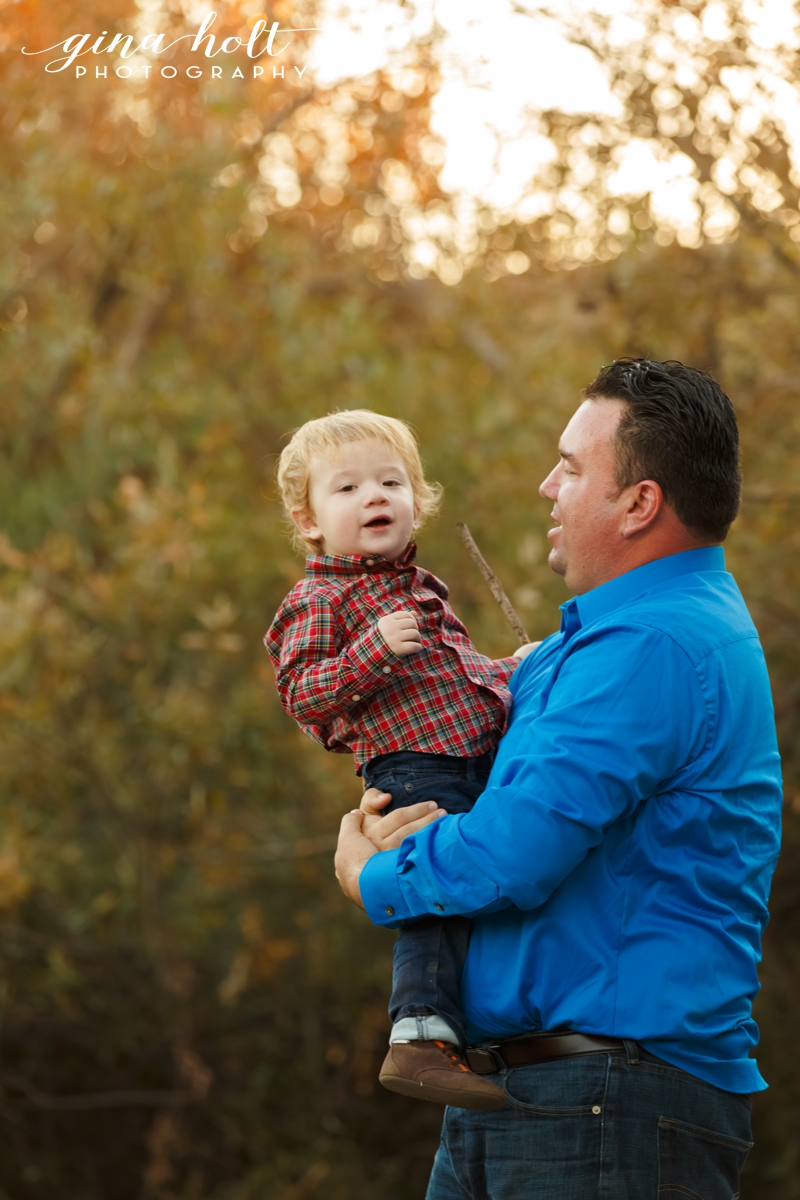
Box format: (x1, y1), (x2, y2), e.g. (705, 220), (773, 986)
(266, 544), (515, 771)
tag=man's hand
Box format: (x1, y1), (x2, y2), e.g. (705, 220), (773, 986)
(334, 797), (445, 908)
(359, 788), (446, 850)
(377, 610), (423, 656)
(360, 787), (394, 818)
(513, 640), (542, 661)
(334, 810), (377, 909)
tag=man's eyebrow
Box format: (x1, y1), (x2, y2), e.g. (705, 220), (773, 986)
(558, 445), (577, 462)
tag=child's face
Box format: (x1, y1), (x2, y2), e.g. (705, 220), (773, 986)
(293, 439), (419, 560)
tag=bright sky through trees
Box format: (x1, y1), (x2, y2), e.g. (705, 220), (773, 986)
(311, 0), (800, 249)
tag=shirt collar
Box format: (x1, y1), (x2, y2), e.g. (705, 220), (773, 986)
(559, 546), (726, 641)
(305, 541), (418, 578)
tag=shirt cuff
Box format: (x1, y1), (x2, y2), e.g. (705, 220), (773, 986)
(360, 848), (410, 927)
(495, 655), (519, 680)
(346, 624), (402, 700)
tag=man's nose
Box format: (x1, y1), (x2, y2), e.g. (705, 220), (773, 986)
(539, 465), (559, 499)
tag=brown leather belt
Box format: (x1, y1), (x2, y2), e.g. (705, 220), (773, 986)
(465, 1032), (626, 1076)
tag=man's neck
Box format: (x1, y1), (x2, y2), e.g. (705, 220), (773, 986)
(573, 534), (719, 596)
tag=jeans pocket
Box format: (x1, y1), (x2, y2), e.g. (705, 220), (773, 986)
(658, 1116), (753, 1199)
(362, 770), (394, 793)
(386, 773), (479, 813)
(501, 1059), (606, 1117)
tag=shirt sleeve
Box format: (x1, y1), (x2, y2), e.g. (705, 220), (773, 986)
(360, 621), (711, 926)
(438, 594), (519, 687)
(269, 592), (400, 725)
(492, 655), (520, 684)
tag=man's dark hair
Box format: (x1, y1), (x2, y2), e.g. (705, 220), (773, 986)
(584, 358), (741, 543)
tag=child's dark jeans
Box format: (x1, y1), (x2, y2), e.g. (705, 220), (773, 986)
(360, 749), (495, 1050)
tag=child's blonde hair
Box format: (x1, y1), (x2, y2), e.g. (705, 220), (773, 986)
(277, 409), (443, 554)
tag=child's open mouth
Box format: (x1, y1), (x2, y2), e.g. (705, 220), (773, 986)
(365, 517), (391, 528)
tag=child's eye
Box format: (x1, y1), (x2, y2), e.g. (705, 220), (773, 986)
(340, 484), (356, 492)
(383, 479), (400, 487)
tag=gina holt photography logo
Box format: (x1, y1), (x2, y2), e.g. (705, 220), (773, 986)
(21, 9), (317, 81)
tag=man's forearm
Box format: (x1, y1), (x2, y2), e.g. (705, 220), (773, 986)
(335, 800), (447, 912)
(358, 814), (508, 927)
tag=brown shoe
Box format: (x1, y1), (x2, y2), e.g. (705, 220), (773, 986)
(378, 1040), (506, 1110)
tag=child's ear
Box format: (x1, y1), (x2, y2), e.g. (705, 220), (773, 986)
(412, 501), (422, 530)
(291, 506), (322, 541)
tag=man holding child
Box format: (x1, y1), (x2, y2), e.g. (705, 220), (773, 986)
(334, 359), (782, 1197)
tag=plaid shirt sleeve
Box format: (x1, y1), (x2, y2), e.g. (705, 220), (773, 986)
(488, 655), (519, 685)
(440, 597), (519, 687)
(266, 589), (400, 726)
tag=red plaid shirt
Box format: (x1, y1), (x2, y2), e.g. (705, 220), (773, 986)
(265, 543), (516, 771)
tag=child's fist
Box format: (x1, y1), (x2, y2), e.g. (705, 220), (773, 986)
(378, 610), (423, 656)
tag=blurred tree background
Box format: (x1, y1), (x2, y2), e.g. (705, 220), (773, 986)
(1, 0), (799, 1195)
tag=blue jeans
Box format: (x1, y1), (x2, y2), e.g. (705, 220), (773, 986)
(426, 1043), (753, 1199)
(361, 750), (495, 1049)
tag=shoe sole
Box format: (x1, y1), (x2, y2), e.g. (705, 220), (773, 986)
(378, 1074), (507, 1111)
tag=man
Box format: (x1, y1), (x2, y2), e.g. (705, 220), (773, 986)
(335, 359), (782, 1197)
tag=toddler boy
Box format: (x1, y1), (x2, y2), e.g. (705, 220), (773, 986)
(266, 410), (533, 1110)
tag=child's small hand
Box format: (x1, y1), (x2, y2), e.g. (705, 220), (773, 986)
(378, 610), (423, 656)
(513, 640), (541, 661)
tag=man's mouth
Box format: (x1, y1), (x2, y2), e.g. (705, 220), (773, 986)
(547, 513), (561, 541)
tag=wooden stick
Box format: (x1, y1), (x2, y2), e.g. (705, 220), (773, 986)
(456, 523), (531, 646)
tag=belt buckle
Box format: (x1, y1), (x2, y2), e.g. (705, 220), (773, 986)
(465, 1045), (503, 1075)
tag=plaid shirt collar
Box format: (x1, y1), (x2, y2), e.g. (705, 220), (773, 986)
(305, 541), (418, 578)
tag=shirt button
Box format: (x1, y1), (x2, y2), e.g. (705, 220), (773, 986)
(385, 906), (394, 916)
(592, 1105), (601, 1115)
(382, 666), (391, 673)
(365, 558), (375, 566)
(435, 904), (444, 912)
(352, 693), (361, 701)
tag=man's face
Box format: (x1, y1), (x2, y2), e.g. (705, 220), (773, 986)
(539, 399), (629, 595)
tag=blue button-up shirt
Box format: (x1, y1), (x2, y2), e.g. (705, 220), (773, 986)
(360, 547), (782, 1093)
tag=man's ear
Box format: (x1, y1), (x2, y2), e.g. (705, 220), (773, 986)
(621, 480), (664, 538)
(291, 506), (322, 542)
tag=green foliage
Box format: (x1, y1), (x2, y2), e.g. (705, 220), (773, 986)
(1, 2), (798, 1196)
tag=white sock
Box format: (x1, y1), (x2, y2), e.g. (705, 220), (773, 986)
(390, 1015), (460, 1045)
